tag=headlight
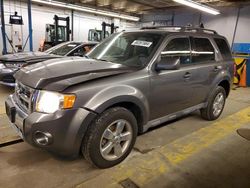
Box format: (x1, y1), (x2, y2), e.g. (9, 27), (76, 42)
(35, 90), (76, 113)
(0, 63), (6, 69)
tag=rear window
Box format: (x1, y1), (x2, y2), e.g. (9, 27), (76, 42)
(214, 38), (232, 60)
(191, 37), (215, 63)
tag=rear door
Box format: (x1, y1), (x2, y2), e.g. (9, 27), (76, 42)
(188, 36), (221, 106)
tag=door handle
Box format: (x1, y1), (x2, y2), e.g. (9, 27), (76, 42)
(214, 65), (222, 72)
(183, 72), (191, 79)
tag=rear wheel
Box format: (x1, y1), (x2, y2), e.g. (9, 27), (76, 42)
(82, 107), (137, 168)
(201, 86), (226, 121)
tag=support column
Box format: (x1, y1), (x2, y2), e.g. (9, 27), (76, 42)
(102, 22), (106, 40)
(66, 16), (70, 41)
(54, 15), (58, 44)
(27, 0), (33, 51)
(71, 10), (74, 41)
(171, 11), (175, 26)
(231, 7), (241, 49)
(0, 0), (7, 54)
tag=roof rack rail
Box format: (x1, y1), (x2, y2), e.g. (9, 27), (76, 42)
(140, 26), (217, 34)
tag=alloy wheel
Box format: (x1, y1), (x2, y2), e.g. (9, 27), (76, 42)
(100, 119), (133, 161)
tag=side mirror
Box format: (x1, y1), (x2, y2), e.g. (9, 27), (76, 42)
(155, 56), (180, 71)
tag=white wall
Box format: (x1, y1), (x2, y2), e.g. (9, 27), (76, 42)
(234, 6), (250, 43)
(141, 5), (250, 47)
(0, 0), (138, 53)
(202, 7), (238, 45)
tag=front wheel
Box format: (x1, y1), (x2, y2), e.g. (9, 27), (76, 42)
(82, 107), (137, 168)
(201, 86), (226, 121)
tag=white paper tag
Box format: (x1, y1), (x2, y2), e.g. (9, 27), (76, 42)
(67, 44), (77, 47)
(131, 40), (152, 48)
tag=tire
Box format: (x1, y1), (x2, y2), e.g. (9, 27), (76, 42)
(82, 107), (137, 168)
(200, 86), (226, 121)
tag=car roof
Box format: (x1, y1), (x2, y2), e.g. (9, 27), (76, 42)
(124, 26), (224, 38)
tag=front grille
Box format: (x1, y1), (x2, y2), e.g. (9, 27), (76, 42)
(3, 75), (15, 83)
(14, 82), (34, 114)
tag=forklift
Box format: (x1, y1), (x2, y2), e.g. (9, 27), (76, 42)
(88, 22), (118, 42)
(39, 15), (70, 51)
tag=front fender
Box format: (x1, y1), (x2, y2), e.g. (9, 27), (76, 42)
(84, 85), (149, 125)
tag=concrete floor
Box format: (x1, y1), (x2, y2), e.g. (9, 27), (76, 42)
(0, 86), (19, 144)
(0, 85), (250, 188)
(144, 133), (250, 188)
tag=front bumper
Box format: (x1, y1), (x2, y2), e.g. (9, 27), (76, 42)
(5, 95), (97, 157)
(0, 68), (16, 86)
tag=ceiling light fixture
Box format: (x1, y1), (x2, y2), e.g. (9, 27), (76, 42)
(173, 0), (220, 15)
(31, 0), (140, 21)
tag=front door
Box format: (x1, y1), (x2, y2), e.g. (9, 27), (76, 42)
(148, 36), (195, 120)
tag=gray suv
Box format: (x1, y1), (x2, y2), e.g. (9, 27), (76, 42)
(5, 27), (234, 168)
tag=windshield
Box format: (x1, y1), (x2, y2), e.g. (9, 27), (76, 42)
(45, 42), (81, 56)
(88, 32), (163, 68)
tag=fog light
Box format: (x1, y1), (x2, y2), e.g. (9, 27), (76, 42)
(34, 131), (53, 146)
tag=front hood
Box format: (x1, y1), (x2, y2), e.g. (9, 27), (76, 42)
(0, 52), (61, 64)
(15, 57), (135, 91)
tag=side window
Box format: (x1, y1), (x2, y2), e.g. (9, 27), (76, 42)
(69, 45), (95, 56)
(68, 46), (84, 56)
(214, 38), (232, 60)
(161, 37), (191, 65)
(191, 37), (215, 63)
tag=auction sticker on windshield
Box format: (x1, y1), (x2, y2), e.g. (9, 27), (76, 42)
(131, 40), (152, 48)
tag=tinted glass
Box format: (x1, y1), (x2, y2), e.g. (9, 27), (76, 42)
(162, 38), (191, 65)
(88, 32), (163, 68)
(214, 38), (232, 60)
(192, 38), (215, 63)
(46, 42), (81, 56)
(68, 44), (95, 56)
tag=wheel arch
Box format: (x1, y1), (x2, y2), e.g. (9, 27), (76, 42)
(107, 101), (145, 134)
(208, 72), (232, 101)
(218, 79), (230, 97)
(93, 96), (148, 134)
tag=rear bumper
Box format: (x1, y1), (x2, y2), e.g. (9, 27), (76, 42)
(5, 95), (97, 157)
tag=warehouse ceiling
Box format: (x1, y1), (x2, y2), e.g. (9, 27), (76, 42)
(59, 0), (250, 15)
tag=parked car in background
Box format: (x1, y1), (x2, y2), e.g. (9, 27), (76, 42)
(0, 41), (97, 86)
(5, 26), (233, 168)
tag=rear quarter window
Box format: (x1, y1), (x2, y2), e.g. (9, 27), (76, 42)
(214, 38), (232, 60)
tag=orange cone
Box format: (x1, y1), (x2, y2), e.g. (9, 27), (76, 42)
(239, 64), (247, 87)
